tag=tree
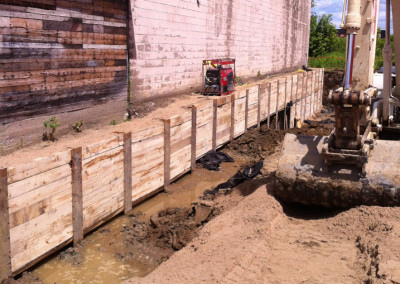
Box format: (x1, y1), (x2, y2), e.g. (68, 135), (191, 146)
(309, 14), (339, 57)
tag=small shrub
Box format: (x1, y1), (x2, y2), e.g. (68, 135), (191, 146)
(72, 121), (83, 133)
(110, 120), (116, 125)
(43, 117), (60, 141)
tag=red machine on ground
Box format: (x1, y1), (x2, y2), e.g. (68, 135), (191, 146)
(202, 59), (235, 96)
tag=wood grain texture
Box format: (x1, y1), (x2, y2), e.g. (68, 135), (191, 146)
(123, 132), (132, 214)
(191, 106), (197, 171)
(268, 82), (271, 128)
(257, 85), (261, 128)
(245, 89), (249, 132)
(230, 95), (235, 141)
(0, 168), (11, 282)
(163, 119), (171, 190)
(276, 80), (279, 130)
(0, 0), (128, 124)
(71, 147), (83, 245)
(212, 99), (217, 150)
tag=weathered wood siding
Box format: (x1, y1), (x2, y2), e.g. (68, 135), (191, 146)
(0, 0), (128, 124)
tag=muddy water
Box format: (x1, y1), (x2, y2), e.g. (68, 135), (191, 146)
(32, 157), (247, 284)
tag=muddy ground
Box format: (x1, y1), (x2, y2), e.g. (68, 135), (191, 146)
(13, 109), (336, 283)
(114, 116), (335, 271)
(323, 70), (344, 104)
(17, 70), (390, 284)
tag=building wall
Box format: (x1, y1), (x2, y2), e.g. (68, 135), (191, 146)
(0, 0), (128, 152)
(0, 0), (128, 125)
(129, 0), (311, 100)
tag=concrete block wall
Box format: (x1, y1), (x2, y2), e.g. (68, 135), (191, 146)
(129, 0), (312, 100)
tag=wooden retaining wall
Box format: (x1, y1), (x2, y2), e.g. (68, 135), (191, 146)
(0, 69), (323, 281)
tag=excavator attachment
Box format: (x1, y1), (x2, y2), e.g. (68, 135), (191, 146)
(275, 134), (400, 208)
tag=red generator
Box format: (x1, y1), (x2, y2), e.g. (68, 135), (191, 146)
(202, 59), (235, 96)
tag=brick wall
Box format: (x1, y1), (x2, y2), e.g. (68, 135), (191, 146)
(129, 0), (311, 100)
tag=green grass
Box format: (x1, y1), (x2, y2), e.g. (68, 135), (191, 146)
(308, 51), (345, 70)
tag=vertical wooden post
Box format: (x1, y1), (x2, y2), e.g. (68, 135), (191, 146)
(212, 99), (217, 150)
(257, 85), (261, 128)
(123, 132), (132, 214)
(310, 71), (314, 116)
(0, 168), (11, 282)
(276, 80), (279, 130)
(314, 72), (319, 112)
(290, 75), (294, 128)
(304, 72), (308, 120)
(267, 82), (271, 129)
(163, 119), (171, 190)
(300, 74), (304, 122)
(295, 74), (299, 119)
(283, 78), (288, 129)
(321, 69), (324, 107)
(245, 89), (249, 132)
(191, 106), (197, 171)
(230, 95), (235, 141)
(318, 70), (321, 109)
(71, 147), (83, 245)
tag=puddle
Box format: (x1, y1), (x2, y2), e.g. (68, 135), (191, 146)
(32, 157), (247, 284)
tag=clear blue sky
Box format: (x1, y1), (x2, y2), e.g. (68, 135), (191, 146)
(313, 0), (391, 32)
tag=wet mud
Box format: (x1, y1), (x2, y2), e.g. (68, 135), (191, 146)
(323, 70), (344, 104)
(22, 108), (334, 283)
(119, 202), (216, 267)
(226, 121), (333, 162)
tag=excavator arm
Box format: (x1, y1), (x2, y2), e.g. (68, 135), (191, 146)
(275, 0), (400, 208)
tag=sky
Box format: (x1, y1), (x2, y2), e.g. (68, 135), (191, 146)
(313, 0), (391, 32)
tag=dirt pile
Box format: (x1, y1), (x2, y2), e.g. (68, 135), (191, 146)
(226, 122), (333, 162)
(125, 185), (400, 284)
(326, 206), (400, 283)
(323, 70), (344, 104)
(120, 203), (215, 266)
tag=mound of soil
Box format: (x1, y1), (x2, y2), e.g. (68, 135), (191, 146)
(129, 185), (400, 284)
(226, 122), (333, 162)
(323, 70), (344, 104)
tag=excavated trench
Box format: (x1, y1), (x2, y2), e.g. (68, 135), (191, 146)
(9, 111), (331, 283)
(10, 71), (345, 284)
(14, 70), (400, 284)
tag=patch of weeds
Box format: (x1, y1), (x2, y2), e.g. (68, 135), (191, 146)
(43, 117), (60, 141)
(110, 120), (117, 126)
(72, 120), (84, 133)
(235, 76), (244, 86)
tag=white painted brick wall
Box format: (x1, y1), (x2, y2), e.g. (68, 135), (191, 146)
(129, 0), (311, 100)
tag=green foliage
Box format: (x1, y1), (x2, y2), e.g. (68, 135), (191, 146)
(308, 51), (346, 70)
(309, 14), (340, 58)
(72, 120), (84, 133)
(43, 117), (60, 141)
(110, 120), (116, 126)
